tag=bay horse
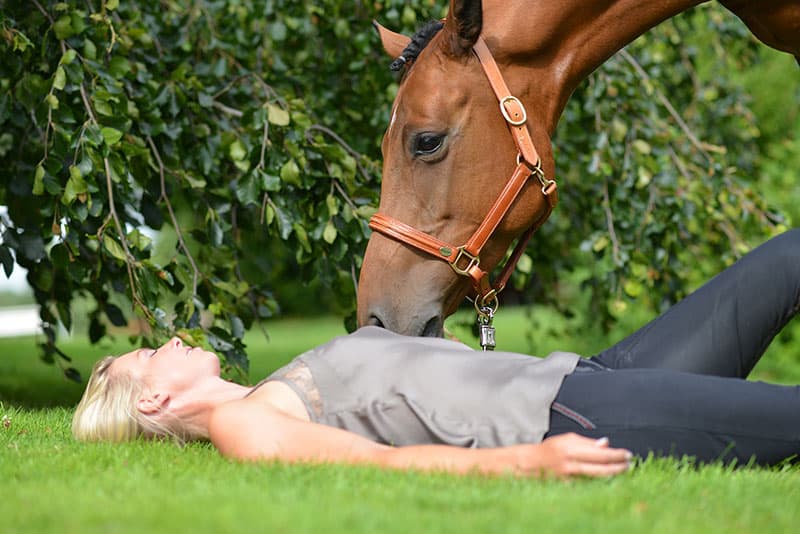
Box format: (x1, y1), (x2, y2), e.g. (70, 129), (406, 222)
(357, 0), (799, 340)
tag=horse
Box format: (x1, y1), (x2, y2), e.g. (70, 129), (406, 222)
(356, 0), (800, 340)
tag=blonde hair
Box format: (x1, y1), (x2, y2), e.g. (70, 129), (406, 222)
(72, 356), (194, 443)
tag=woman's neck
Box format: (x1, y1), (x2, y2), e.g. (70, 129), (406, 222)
(170, 377), (253, 439)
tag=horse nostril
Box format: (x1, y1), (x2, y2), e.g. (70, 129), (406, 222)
(366, 315), (385, 328)
(421, 316), (443, 337)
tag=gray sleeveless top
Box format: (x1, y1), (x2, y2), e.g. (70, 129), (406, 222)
(258, 326), (579, 448)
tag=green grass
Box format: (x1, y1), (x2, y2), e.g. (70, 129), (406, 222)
(2, 310), (800, 533)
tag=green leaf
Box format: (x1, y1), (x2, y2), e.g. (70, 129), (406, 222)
(60, 49), (77, 65)
(84, 124), (104, 146)
(633, 139), (651, 154)
(12, 31), (33, 52)
(105, 303), (127, 327)
(63, 167), (88, 204)
(33, 165), (45, 195)
(323, 221), (337, 244)
(83, 38), (97, 60)
(180, 171), (207, 189)
(623, 280), (643, 298)
(101, 127), (123, 146)
(127, 229), (153, 251)
(45, 93), (59, 110)
(0, 134), (12, 158)
(280, 159), (301, 186)
(229, 139), (247, 161)
(236, 175), (260, 205)
(260, 171), (281, 192)
(102, 234), (127, 261)
(107, 0), (120, 10)
(52, 67), (66, 91)
(94, 99), (113, 116)
(354, 205), (376, 219)
(592, 235), (609, 253)
(53, 15), (74, 40)
(326, 194), (339, 216)
(292, 223), (311, 252)
(516, 253), (533, 275)
(267, 103), (290, 126)
(108, 56), (131, 78)
(64, 368), (82, 383)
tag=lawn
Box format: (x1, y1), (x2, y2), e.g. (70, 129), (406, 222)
(2, 309), (799, 533)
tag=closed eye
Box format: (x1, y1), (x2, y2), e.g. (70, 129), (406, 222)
(412, 132), (446, 158)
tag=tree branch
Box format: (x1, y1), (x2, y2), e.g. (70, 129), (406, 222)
(146, 135), (201, 298)
(602, 178), (622, 265)
(305, 124), (374, 183)
(620, 49), (726, 161)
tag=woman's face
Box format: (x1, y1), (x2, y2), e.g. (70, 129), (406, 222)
(110, 337), (221, 395)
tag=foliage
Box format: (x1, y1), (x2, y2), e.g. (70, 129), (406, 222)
(528, 8), (789, 325)
(0, 0), (385, 378)
(0, 1), (794, 377)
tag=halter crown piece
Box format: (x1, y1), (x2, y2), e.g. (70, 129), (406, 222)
(369, 37), (559, 350)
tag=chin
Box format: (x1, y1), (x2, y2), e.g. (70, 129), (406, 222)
(193, 347), (222, 375)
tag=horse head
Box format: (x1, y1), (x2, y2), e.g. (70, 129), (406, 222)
(357, 0), (559, 337)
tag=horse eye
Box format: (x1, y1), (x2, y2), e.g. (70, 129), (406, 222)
(413, 133), (445, 156)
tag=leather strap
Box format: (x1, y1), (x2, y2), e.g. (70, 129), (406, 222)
(472, 39), (540, 167)
(368, 36), (559, 306)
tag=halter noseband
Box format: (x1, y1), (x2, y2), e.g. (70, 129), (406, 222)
(368, 37), (559, 346)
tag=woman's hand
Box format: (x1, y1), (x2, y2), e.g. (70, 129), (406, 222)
(513, 433), (632, 478)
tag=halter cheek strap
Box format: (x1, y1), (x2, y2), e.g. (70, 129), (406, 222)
(369, 36), (559, 311)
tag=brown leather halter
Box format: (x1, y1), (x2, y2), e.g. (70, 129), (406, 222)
(369, 37), (559, 319)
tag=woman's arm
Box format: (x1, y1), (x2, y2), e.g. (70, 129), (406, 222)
(208, 399), (631, 478)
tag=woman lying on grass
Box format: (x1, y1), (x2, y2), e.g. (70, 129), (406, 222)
(73, 230), (800, 478)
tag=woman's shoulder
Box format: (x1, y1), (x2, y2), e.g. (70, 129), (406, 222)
(210, 381), (311, 435)
(208, 394), (299, 461)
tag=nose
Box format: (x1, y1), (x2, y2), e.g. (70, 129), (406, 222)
(365, 309), (444, 337)
(364, 315), (384, 328)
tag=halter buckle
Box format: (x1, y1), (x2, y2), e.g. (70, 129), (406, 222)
(449, 246), (480, 276)
(500, 96), (527, 126)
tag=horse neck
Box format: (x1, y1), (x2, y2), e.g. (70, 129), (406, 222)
(483, 0), (707, 134)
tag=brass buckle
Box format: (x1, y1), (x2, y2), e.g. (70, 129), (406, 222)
(500, 96), (527, 126)
(449, 246), (480, 276)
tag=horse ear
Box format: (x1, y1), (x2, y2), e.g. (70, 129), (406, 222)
(373, 20), (411, 58)
(443, 0), (483, 56)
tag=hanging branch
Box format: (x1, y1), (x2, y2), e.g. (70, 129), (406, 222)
(146, 135), (201, 299)
(305, 124), (374, 183)
(620, 49), (726, 161)
(601, 178), (622, 266)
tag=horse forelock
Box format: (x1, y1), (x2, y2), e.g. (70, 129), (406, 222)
(390, 20), (444, 72)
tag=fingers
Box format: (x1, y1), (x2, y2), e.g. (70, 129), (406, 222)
(594, 436), (609, 447)
(574, 442), (632, 464)
(569, 460), (631, 478)
(548, 433), (634, 478)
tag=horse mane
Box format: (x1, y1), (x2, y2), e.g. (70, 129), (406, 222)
(389, 20), (444, 71)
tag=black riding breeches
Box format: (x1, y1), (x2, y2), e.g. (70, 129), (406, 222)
(545, 229), (800, 464)
(548, 364), (800, 465)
